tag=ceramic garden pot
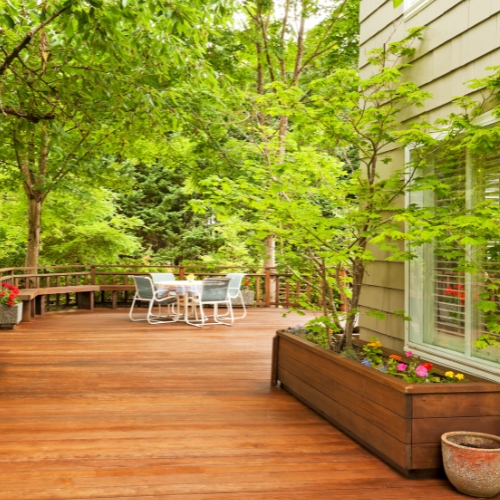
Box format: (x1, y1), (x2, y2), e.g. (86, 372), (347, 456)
(0, 303), (23, 329)
(442, 431), (500, 498)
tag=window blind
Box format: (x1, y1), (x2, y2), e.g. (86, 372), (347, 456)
(428, 150), (467, 352)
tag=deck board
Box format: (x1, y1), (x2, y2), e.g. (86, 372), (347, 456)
(0, 309), (463, 499)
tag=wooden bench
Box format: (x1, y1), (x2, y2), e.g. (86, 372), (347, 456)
(18, 285), (100, 322)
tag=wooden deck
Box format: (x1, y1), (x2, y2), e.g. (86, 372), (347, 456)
(0, 309), (464, 499)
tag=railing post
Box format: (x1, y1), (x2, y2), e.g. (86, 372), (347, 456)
(265, 268), (271, 308)
(274, 273), (280, 308)
(179, 266), (185, 280)
(90, 265), (96, 285)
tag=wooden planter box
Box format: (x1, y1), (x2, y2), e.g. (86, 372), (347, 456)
(272, 331), (500, 478)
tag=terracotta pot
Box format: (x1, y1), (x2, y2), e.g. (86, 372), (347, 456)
(442, 431), (500, 498)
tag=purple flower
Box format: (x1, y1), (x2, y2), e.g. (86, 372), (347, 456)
(397, 363), (407, 372)
(405, 351), (413, 357)
(379, 366), (387, 372)
(416, 365), (428, 377)
(361, 359), (372, 367)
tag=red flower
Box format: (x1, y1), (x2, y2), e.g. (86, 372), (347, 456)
(444, 287), (453, 296)
(8, 293), (15, 299)
(0, 292), (5, 297)
(422, 362), (433, 371)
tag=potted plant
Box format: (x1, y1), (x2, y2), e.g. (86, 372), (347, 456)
(442, 431), (500, 498)
(0, 282), (22, 329)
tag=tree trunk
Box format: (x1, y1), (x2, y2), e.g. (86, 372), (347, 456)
(25, 195), (43, 269)
(336, 257), (365, 352)
(264, 234), (276, 303)
(14, 124), (49, 271)
(264, 234), (275, 269)
(345, 258), (364, 349)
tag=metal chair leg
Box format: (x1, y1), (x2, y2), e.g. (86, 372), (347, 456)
(129, 296), (147, 322)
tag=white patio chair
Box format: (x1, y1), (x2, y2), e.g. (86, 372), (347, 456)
(129, 276), (178, 324)
(149, 272), (178, 311)
(221, 273), (247, 319)
(149, 272), (175, 284)
(185, 278), (234, 328)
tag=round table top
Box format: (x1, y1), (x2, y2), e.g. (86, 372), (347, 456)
(155, 281), (203, 294)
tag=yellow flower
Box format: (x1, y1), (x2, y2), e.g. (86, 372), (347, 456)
(445, 371), (454, 378)
(455, 373), (464, 381)
(367, 341), (381, 348)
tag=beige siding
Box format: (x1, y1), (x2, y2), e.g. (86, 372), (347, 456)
(360, 0), (389, 23)
(358, 0), (500, 349)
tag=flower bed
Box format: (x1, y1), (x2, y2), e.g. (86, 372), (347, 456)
(271, 330), (500, 478)
(287, 326), (467, 384)
(350, 338), (467, 384)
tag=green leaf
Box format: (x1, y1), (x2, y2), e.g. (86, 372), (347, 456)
(476, 301), (498, 313)
(3, 14), (15, 28)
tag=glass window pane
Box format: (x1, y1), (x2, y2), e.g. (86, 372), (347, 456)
(471, 152), (500, 364)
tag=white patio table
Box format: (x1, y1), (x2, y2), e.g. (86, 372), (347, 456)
(155, 280), (204, 322)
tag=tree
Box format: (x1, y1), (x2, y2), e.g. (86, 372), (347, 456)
(179, 0), (360, 275)
(199, 28), (435, 349)
(201, 26), (500, 360)
(117, 157), (225, 265)
(0, 0), (226, 267)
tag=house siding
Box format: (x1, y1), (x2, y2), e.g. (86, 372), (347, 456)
(358, 0), (500, 349)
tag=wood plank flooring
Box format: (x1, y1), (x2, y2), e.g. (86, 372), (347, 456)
(0, 308), (464, 499)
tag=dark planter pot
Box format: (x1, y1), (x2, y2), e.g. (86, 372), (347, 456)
(442, 431), (500, 498)
(0, 303), (23, 329)
(271, 330), (500, 478)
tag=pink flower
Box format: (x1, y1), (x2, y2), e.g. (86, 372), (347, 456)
(405, 351), (413, 357)
(416, 365), (428, 377)
(397, 363), (407, 372)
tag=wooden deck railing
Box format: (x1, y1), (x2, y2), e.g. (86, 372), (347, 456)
(0, 264), (319, 310)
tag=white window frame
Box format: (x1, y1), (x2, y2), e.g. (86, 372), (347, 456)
(404, 0), (435, 21)
(404, 110), (500, 383)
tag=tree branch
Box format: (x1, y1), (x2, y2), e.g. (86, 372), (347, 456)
(0, 105), (55, 123)
(0, 4), (71, 77)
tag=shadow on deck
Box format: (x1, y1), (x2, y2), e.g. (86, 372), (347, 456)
(0, 309), (463, 499)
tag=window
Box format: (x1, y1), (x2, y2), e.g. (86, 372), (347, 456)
(404, 0), (435, 20)
(406, 144), (500, 382)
